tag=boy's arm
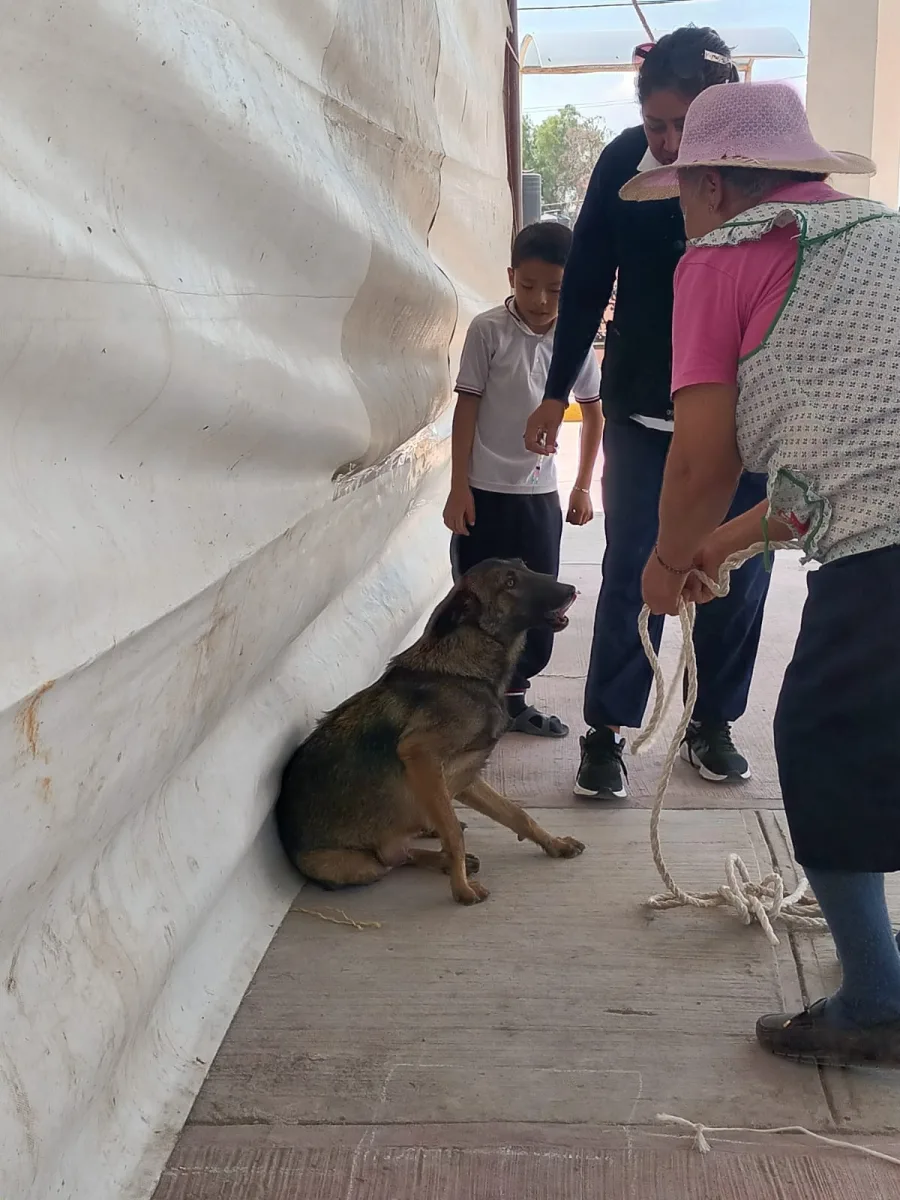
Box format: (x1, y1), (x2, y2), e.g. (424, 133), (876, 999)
(449, 395), (479, 490)
(445, 317), (492, 535)
(443, 393), (479, 535)
(575, 401), (604, 490)
(567, 402), (603, 525)
(565, 347), (603, 524)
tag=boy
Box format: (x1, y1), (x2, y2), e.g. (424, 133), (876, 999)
(443, 221), (603, 737)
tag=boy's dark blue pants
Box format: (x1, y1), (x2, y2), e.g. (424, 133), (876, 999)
(451, 487), (562, 694)
(586, 419), (770, 730)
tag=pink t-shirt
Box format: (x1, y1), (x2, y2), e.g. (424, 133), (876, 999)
(671, 181), (848, 394)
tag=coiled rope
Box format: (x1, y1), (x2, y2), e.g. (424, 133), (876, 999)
(633, 541), (827, 947)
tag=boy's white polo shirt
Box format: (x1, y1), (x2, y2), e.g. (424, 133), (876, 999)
(454, 299), (600, 495)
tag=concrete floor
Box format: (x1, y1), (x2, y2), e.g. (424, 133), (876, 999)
(154, 429), (900, 1198)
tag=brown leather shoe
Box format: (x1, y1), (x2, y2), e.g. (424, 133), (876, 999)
(757, 998), (900, 1067)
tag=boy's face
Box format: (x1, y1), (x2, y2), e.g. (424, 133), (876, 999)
(508, 258), (564, 334)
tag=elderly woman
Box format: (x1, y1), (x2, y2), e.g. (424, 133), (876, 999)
(624, 81), (900, 1068)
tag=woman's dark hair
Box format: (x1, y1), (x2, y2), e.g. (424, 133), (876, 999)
(717, 166), (828, 198)
(679, 164), (828, 201)
(637, 26), (739, 105)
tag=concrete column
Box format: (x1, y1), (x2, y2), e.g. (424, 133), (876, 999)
(806, 0), (900, 205)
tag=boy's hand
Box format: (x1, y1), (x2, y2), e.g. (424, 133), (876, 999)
(443, 486), (476, 536)
(566, 487), (593, 526)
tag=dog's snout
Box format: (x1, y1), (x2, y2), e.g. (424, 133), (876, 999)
(556, 582), (577, 607)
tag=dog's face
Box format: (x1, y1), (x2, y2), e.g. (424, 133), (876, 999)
(431, 559), (577, 643)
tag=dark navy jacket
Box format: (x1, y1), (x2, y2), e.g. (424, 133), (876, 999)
(544, 125), (686, 424)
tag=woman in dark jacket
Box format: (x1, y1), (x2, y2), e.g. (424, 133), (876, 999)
(525, 27), (770, 800)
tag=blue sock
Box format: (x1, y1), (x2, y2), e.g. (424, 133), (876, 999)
(805, 867), (900, 1028)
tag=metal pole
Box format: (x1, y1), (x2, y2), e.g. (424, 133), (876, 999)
(630, 0), (655, 42)
(504, 0), (523, 235)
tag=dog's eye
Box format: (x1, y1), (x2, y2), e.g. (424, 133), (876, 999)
(505, 572), (516, 590)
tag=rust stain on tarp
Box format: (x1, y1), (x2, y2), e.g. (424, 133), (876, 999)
(16, 679), (55, 759)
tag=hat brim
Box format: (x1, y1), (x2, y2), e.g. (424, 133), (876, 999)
(619, 151), (877, 202)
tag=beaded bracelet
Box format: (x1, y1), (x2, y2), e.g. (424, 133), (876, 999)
(654, 545), (692, 575)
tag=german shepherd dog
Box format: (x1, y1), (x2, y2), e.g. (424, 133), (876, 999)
(275, 559), (584, 905)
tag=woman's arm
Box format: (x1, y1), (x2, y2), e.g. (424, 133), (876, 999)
(543, 152), (618, 404)
(525, 146), (620, 456)
(641, 245), (794, 616)
(655, 383), (743, 571)
(704, 501), (792, 560)
(641, 383), (743, 615)
(656, 254), (747, 568)
(683, 503), (792, 604)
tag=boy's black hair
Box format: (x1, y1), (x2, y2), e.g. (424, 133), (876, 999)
(637, 26), (739, 105)
(511, 220), (572, 270)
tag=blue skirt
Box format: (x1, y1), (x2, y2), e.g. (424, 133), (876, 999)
(774, 544), (900, 872)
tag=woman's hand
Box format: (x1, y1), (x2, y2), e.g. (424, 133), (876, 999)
(566, 487), (593, 526)
(641, 552), (690, 616)
(524, 399), (566, 456)
(682, 527), (733, 604)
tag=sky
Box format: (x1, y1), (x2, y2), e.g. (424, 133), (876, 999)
(521, 0), (811, 134)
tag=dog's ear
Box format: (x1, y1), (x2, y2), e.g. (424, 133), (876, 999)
(428, 587), (483, 638)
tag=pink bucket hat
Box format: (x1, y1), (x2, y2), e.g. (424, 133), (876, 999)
(620, 81), (875, 202)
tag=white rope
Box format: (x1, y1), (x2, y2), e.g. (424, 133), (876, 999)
(633, 541), (828, 947)
(638, 549), (898, 1174)
(657, 1112), (900, 1167)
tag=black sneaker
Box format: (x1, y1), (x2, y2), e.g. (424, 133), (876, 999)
(680, 720), (751, 783)
(574, 727), (628, 800)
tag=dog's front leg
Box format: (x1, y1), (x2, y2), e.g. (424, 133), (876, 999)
(459, 778), (585, 859)
(398, 734), (489, 905)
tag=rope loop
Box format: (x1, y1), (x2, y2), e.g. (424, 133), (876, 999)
(634, 541), (828, 946)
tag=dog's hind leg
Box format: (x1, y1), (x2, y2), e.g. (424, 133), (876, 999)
(458, 779), (585, 859)
(418, 822), (467, 838)
(405, 848), (481, 876)
(295, 849), (391, 889)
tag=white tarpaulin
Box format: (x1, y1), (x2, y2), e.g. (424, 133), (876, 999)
(0, 2), (510, 1196)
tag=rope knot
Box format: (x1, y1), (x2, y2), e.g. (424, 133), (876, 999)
(656, 1113), (712, 1153)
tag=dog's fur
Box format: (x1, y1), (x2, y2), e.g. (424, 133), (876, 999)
(275, 558), (584, 904)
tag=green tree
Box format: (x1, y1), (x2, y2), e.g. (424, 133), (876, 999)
(522, 104), (609, 219)
(522, 113), (536, 169)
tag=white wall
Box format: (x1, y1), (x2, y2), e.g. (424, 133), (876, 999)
(807, 0), (900, 204)
(0, 2), (511, 1197)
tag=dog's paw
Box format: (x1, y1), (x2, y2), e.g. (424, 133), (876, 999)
(545, 836), (586, 859)
(453, 880), (490, 905)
